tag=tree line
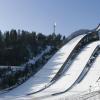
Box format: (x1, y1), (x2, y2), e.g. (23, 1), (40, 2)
(0, 29), (66, 66)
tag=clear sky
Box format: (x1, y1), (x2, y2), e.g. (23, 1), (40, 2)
(0, 0), (99, 36)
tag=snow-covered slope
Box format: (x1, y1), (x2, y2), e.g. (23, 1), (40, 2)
(0, 35), (85, 100)
(0, 34), (100, 100)
(47, 54), (100, 100)
(31, 41), (100, 99)
(70, 55), (100, 93)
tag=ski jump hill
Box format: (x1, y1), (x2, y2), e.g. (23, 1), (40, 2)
(0, 25), (100, 100)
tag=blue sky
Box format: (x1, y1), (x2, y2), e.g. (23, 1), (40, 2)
(0, 0), (99, 36)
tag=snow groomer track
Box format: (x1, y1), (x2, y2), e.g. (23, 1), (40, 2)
(0, 25), (100, 100)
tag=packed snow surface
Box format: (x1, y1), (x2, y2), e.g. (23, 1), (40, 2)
(31, 41), (100, 99)
(0, 35), (85, 100)
(46, 55), (100, 100)
(1, 35), (100, 100)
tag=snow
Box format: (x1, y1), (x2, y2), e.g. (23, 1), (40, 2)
(2, 35), (100, 100)
(31, 41), (100, 99)
(25, 45), (51, 65)
(70, 55), (100, 93)
(47, 55), (100, 100)
(0, 35), (85, 100)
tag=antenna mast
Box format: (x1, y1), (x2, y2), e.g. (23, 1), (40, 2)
(53, 22), (56, 34)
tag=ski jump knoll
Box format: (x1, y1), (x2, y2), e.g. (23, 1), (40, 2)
(0, 25), (100, 100)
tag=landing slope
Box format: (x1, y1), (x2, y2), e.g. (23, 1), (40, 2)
(0, 35), (85, 99)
